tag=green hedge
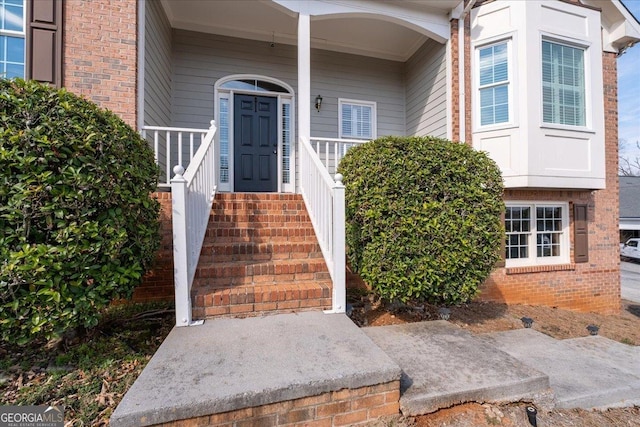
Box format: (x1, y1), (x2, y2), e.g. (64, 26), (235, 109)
(338, 135), (504, 305)
(0, 79), (161, 344)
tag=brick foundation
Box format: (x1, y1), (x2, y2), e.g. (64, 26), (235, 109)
(133, 192), (174, 302)
(149, 381), (400, 427)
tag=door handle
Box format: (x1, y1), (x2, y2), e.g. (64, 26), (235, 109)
(273, 150), (277, 154)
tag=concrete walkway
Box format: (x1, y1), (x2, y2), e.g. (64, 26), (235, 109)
(482, 329), (640, 409)
(111, 312), (401, 427)
(363, 321), (552, 415)
(112, 313), (640, 425)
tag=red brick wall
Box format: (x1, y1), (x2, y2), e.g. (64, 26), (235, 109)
(133, 192), (174, 302)
(63, 0), (137, 128)
(477, 52), (621, 315)
(151, 381), (400, 427)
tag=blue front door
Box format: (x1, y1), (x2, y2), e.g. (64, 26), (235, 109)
(234, 94), (278, 192)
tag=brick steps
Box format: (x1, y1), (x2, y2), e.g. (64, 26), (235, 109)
(192, 192), (332, 319)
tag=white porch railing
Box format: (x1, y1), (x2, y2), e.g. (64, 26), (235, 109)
(299, 136), (346, 313)
(141, 126), (209, 187)
(310, 137), (368, 177)
(170, 120), (218, 327)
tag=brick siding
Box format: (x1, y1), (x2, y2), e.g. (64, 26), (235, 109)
(149, 381), (400, 427)
(63, 0), (137, 128)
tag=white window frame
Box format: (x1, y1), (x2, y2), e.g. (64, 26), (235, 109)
(505, 202), (570, 267)
(0, 0), (26, 79)
(473, 36), (514, 131)
(338, 98), (377, 140)
(539, 35), (591, 131)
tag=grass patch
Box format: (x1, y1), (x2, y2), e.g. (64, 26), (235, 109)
(0, 301), (174, 425)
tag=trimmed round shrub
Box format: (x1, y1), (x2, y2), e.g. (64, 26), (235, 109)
(338, 135), (504, 305)
(0, 79), (161, 344)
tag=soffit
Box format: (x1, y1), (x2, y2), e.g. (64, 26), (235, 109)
(160, 0), (452, 61)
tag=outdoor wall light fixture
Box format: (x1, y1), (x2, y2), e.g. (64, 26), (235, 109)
(438, 307), (451, 321)
(315, 95), (323, 112)
(587, 324), (599, 335)
(521, 317), (534, 328)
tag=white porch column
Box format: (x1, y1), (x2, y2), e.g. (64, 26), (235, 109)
(298, 12), (311, 141)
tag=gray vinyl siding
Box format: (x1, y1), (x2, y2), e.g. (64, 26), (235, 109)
(144, 0), (172, 182)
(171, 31), (406, 137)
(171, 30), (298, 129)
(310, 50), (405, 138)
(144, 0), (172, 127)
(405, 39), (448, 138)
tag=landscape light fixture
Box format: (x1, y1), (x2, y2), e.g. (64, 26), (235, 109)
(587, 324), (599, 335)
(526, 406), (538, 426)
(520, 317), (534, 328)
(315, 95), (323, 112)
(438, 307), (451, 321)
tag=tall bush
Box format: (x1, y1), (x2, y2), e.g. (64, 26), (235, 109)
(0, 79), (160, 344)
(338, 135), (504, 305)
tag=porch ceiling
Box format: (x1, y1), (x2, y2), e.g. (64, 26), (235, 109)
(160, 0), (455, 61)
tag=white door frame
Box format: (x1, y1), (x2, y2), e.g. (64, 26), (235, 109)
(214, 75), (296, 193)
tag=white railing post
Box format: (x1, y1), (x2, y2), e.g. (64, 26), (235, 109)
(331, 173), (346, 313)
(171, 165), (192, 327)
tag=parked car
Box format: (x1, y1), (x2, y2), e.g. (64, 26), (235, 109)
(621, 238), (640, 261)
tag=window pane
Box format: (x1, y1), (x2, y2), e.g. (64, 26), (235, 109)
(478, 42), (509, 126)
(219, 98), (229, 183)
(541, 41), (585, 126)
(6, 34), (23, 62)
(505, 206), (530, 259)
(5, 61), (22, 78)
(341, 102), (373, 139)
(536, 206), (563, 257)
(2, 1), (23, 32)
(282, 103), (291, 184)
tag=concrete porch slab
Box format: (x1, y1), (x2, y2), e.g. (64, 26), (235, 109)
(482, 329), (640, 409)
(363, 321), (552, 416)
(110, 311), (401, 427)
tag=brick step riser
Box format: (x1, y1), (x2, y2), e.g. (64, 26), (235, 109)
(195, 262), (329, 279)
(208, 222), (313, 231)
(199, 243), (323, 263)
(205, 228), (317, 239)
(191, 282), (332, 319)
(201, 242), (322, 254)
(209, 216), (311, 225)
(198, 253), (324, 263)
(194, 273), (332, 289)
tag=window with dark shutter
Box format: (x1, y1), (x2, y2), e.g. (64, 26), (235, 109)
(26, 0), (62, 87)
(573, 204), (589, 263)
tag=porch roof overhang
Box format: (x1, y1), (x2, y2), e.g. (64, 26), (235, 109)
(159, 0), (454, 61)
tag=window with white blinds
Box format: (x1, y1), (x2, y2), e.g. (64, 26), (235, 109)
(0, 0), (25, 79)
(542, 40), (586, 127)
(478, 41), (509, 126)
(339, 99), (376, 140)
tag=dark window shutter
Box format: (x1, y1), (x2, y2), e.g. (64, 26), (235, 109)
(26, 0), (63, 87)
(496, 210), (506, 268)
(574, 204), (589, 263)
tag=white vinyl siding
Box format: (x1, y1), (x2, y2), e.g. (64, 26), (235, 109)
(0, 0), (25, 78)
(478, 41), (509, 126)
(339, 99), (376, 140)
(541, 40), (585, 127)
(405, 39), (448, 138)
